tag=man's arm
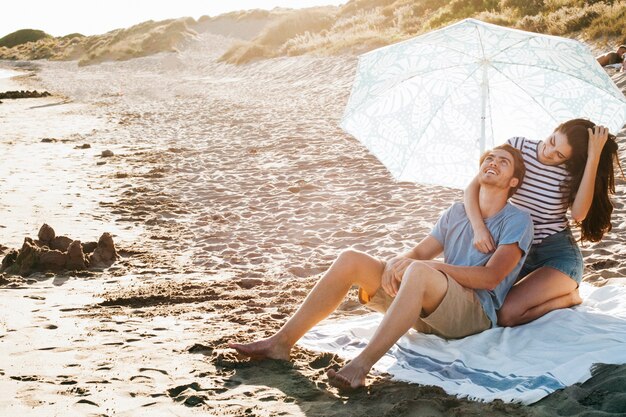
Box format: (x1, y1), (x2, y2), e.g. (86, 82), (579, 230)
(404, 235), (444, 260)
(596, 53), (610, 66)
(382, 235), (443, 296)
(423, 243), (523, 291)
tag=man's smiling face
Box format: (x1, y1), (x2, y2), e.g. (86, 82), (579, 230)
(479, 148), (518, 191)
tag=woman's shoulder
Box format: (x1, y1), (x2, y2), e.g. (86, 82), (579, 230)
(506, 136), (538, 150)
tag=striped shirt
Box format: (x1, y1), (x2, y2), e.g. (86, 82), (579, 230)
(507, 137), (571, 244)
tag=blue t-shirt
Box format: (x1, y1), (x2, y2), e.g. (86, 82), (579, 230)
(430, 202), (533, 327)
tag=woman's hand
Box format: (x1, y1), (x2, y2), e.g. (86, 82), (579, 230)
(381, 256), (413, 297)
(473, 224), (495, 253)
(587, 125), (609, 159)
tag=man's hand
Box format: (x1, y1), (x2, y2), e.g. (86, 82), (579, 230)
(381, 256), (414, 297)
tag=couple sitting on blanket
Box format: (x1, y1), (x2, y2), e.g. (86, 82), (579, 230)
(231, 119), (620, 390)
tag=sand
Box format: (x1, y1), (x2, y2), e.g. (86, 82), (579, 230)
(1, 33), (625, 416)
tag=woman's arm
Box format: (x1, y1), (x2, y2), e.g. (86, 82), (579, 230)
(464, 175), (495, 253)
(570, 126), (609, 222)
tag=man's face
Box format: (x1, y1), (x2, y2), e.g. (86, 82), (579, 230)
(478, 149), (518, 191)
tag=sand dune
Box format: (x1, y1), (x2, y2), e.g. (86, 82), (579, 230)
(1, 32), (625, 416)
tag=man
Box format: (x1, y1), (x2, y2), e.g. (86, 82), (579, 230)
(230, 144), (533, 390)
(596, 45), (626, 69)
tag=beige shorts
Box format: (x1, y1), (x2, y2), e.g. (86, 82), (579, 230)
(359, 273), (491, 339)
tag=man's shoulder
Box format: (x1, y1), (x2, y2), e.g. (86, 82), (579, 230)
(497, 204), (534, 240)
(501, 203), (532, 223)
(447, 201), (466, 217)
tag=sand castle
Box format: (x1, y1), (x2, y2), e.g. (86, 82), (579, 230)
(0, 224), (118, 276)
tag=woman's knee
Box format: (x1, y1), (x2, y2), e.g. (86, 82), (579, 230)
(497, 303), (520, 327)
(569, 289), (583, 306)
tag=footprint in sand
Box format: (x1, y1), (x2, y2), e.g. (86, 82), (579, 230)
(10, 375), (41, 382)
(130, 375), (153, 382)
(139, 367), (169, 375)
(74, 399), (99, 407)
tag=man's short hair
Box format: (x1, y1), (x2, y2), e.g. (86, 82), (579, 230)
(479, 144), (526, 198)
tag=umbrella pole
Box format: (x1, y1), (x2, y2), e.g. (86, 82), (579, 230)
(480, 63), (488, 154)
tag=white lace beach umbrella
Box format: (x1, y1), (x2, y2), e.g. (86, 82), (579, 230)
(342, 18), (626, 189)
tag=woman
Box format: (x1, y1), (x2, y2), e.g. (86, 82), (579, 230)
(464, 119), (621, 327)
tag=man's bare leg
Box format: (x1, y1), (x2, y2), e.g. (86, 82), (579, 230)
(229, 249), (385, 360)
(327, 262), (448, 389)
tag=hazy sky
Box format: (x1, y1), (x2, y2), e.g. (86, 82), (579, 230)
(2, 0), (347, 37)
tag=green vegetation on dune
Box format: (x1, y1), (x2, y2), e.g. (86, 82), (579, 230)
(1, 1), (625, 65)
(60, 33), (85, 40)
(0, 29), (51, 48)
(0, 19), (197, 65)
(219, 0), (626, 64)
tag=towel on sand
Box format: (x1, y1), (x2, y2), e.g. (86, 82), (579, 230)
(298, 283), (626, 404)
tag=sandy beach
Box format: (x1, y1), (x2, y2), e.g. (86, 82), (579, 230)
(1, 31), (626, 416)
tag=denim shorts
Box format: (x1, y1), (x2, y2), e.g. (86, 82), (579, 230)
(518, 228), (584, 284)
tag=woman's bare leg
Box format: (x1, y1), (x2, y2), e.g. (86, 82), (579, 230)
(327, 262), (448, 389)
(229, 249), (385, 360)
(497, 266), (581, 327)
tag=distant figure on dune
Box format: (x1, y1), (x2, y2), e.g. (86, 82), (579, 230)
(596, 45), (626, 70)
(230, 145), (533, 390)
(464, 120), (621, 327)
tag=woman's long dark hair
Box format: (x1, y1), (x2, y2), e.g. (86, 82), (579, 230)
(556, 119), (622, 242)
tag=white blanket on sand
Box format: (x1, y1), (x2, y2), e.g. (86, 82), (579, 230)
(298, 283), (626, 404)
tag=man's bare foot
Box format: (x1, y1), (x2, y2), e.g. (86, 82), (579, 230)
(327, 361), (368, 390)
(228, 337), (291, 361)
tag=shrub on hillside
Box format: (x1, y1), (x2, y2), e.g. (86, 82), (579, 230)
(584, 2), (626, 40)
(501, 0), (545, 16)
(255, 8), (336, 48)
(0, 29), (51, 48)
(60, 33), (85, 40)
(474, 10), (515, 26)
(517, 14), (548, 33)
(425, 0), (496, 29)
